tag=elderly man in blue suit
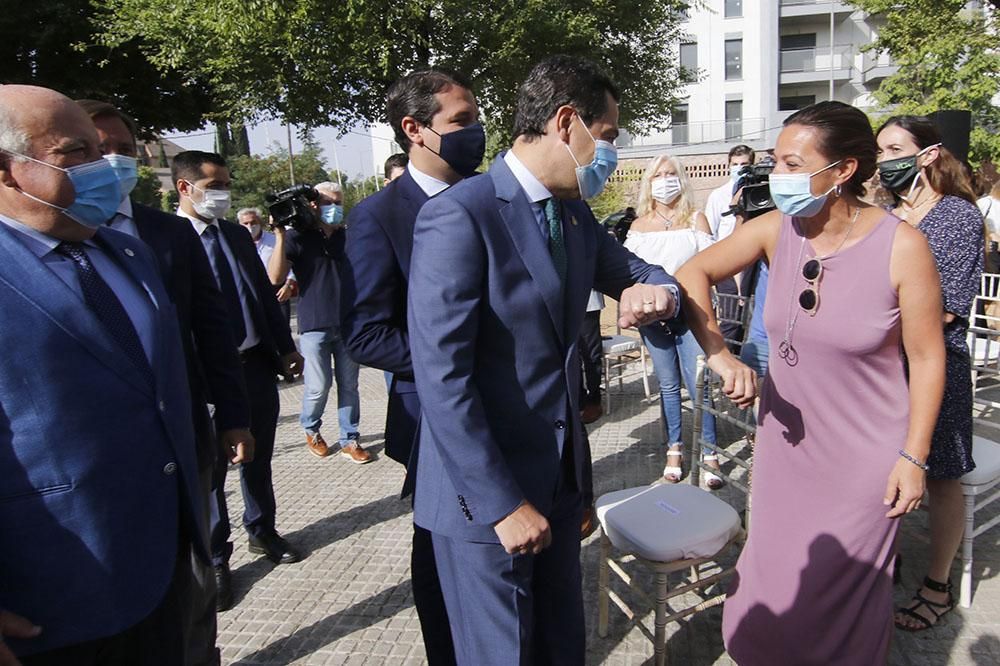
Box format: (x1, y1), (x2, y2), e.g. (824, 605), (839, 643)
(407, 56), (682, 664)
(340, 67), (484, 664)
(0, 84), (205, 664)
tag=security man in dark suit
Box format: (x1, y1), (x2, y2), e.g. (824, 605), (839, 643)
(171, 150), (304, 610)
(339, 68), (486, 665)
(77, 100), (254, 659)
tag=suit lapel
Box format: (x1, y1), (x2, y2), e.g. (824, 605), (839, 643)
(490, 158), (565, 344)
(561, 201), (589, 340)
(0, 224), (153, 395)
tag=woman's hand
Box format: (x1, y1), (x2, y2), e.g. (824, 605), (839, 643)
(706, 353), (757, 409)
(883, 457), (927, 518)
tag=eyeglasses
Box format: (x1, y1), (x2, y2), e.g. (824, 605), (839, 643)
(798, 257), (823, 316)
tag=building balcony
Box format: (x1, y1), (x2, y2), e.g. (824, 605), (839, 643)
(780, 0), (854, 18)
(779, 45), (854, 84)
(629, 117), (769, 148)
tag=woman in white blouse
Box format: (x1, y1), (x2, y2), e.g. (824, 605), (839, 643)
(624, 154), (722, 487)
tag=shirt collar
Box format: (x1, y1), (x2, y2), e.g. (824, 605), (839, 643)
(0, 212), (98, 257)
(117, 196), (134, 220)
(407, 163), (451, 198)
(176, 207), (217, 236)
(503, 150), (552, 204)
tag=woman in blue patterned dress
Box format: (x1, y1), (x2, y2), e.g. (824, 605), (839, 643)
(876, 115), (984, 631)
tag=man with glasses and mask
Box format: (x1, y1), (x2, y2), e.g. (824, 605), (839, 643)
(406, 56), (681, 664)
(0, 84), (203, 664)
(338, 67), (484, 665)
(173, 150), (304, 609)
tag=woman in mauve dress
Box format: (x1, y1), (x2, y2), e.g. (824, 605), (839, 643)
(675, 101), (946, 664)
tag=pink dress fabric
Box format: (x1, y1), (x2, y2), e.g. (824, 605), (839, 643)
(722, 214), (907, 665)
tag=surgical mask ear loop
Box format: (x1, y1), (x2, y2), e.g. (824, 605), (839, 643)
(899, 143), (940, 202)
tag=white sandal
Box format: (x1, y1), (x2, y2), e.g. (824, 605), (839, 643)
(659, 446), (683, 484)
(702, 454), (725, 490)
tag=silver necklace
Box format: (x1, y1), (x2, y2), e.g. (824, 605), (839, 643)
(654, 209), (674, 229)
(777, 207), (862, 365)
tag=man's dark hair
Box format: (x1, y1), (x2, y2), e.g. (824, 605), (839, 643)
(512, 55), (620, 142)
(384, 152), (408, 175)
(728, 144), (755, 164)
(171, 150), (228, 187)
(76, 99), (140, 143)
(386, 69), (473, 153)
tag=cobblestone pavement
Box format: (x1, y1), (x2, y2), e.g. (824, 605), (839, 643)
(217, 363), (1000, 665)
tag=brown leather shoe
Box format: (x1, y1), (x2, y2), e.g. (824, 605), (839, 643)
(340, 441), (373, 464)
(306, 432), (330, 458)
(580, 402), (603, 424)
(581, 505), (597, 540)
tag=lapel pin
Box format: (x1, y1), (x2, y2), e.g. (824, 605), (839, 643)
(123, 248), (135, 257)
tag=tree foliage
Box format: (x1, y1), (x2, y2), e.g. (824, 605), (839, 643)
(0, 0), (215, 134)
(131, 165), (164, 207)
(97, 0), (695, 143)
(228, 140), (330, 214)
(850, 0), (1000, 166)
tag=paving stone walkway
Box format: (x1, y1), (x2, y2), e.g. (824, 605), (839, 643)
(216, 363), (1000, 665)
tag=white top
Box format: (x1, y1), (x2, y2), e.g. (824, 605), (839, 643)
(704, 180), (737, 241)
(408, 163), (451, 198)
(978, 196), (1000, 237)
(624, 228), (715, 275)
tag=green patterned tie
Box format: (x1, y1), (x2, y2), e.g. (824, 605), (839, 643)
(544, 198), (567, 286)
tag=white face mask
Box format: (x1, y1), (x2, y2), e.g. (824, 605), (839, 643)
(186, 181), (231, 220)
(651, 176), (682, 204)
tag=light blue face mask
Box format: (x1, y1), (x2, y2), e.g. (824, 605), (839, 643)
(768, 161), (842, 218)
(731, 164), (747, 181)
(103, 154), (139, 199)
(6, 151), (121, 228)
(564, 114), (618, 200)
(320, 203), (344, 225)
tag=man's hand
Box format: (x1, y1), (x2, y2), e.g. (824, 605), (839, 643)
(884, 457), (926, 518)
(281, 351), (304, 379)
(0, 609), (41, 666)
(220, 428), (255, 464)
(618, 284), (677, 329)
(706, 353), (757, 409)
(270, 215), (284, 237)
(494, 502), (552, 555)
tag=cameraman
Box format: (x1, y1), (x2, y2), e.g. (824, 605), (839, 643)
(705, 144), (754, 241)
(268, 182), (370, 463)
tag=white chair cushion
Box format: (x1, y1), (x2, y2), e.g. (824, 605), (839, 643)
(962, 436), (1000, 488)
(596, 484), (741, 562)
(603, 335), (641, 355)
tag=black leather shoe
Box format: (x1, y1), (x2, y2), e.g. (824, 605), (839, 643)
(248, 532), (301, 564)
(215, 564), (234, 612)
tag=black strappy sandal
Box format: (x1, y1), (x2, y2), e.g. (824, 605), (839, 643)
(895, 576), (955, 632)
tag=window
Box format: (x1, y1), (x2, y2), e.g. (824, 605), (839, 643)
(680, 42), (698, 83)
(672, 105), (689, 144)
(725, 100), (743, 141)
(725, 39), (742, 80)
(779, 94), (816, 111)
(725, 0), (743, 18)
(780, 34), (817, 72)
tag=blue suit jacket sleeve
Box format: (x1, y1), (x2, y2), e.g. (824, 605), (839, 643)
(340, 204), (413, 377)
(590, 216), (675, 298)
(408, 195), (523, 525)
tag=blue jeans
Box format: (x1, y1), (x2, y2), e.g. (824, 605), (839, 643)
(298, 326), (360, 444)
(639, 323), (717, 453)
(739, 337), (770, 378)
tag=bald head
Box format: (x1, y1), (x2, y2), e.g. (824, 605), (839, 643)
(0, 84), (106, 240)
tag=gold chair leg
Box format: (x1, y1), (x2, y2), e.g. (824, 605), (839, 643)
(598, 533), (611, 637)
(654, 571), (668, 666)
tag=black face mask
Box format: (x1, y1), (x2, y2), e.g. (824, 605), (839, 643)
(878, 154), (919, 193)
(426, 123), (486, 178)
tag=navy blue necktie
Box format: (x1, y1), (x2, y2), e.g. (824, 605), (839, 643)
(543, 198), (567, 286)
(202, 225), (248, 346)
(56, 242), (154, 384)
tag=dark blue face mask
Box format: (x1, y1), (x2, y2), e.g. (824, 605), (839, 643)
(425, 123), (486, 178)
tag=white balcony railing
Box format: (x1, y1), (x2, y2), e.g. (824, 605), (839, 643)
(780, 44), (853, 73)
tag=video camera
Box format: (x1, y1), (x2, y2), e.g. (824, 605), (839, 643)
(726, 156), (777, 220)
(266, 184), (318, 231)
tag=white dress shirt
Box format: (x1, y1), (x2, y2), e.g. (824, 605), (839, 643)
(408, 163), (451, 198)
(504, 150), (553, 242)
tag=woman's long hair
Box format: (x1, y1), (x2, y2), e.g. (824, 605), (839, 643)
(877, 115), (977, 204)
(636, 153), (698, 229)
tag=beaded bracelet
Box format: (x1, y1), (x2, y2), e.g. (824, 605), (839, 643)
(899, 449), (930, 472)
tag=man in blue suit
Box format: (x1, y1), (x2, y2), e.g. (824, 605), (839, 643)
(340, 68), (484, 664)
(407, 56), (680, 664)
(78, 99), (253, 661)
(0, 84), (205, 664)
